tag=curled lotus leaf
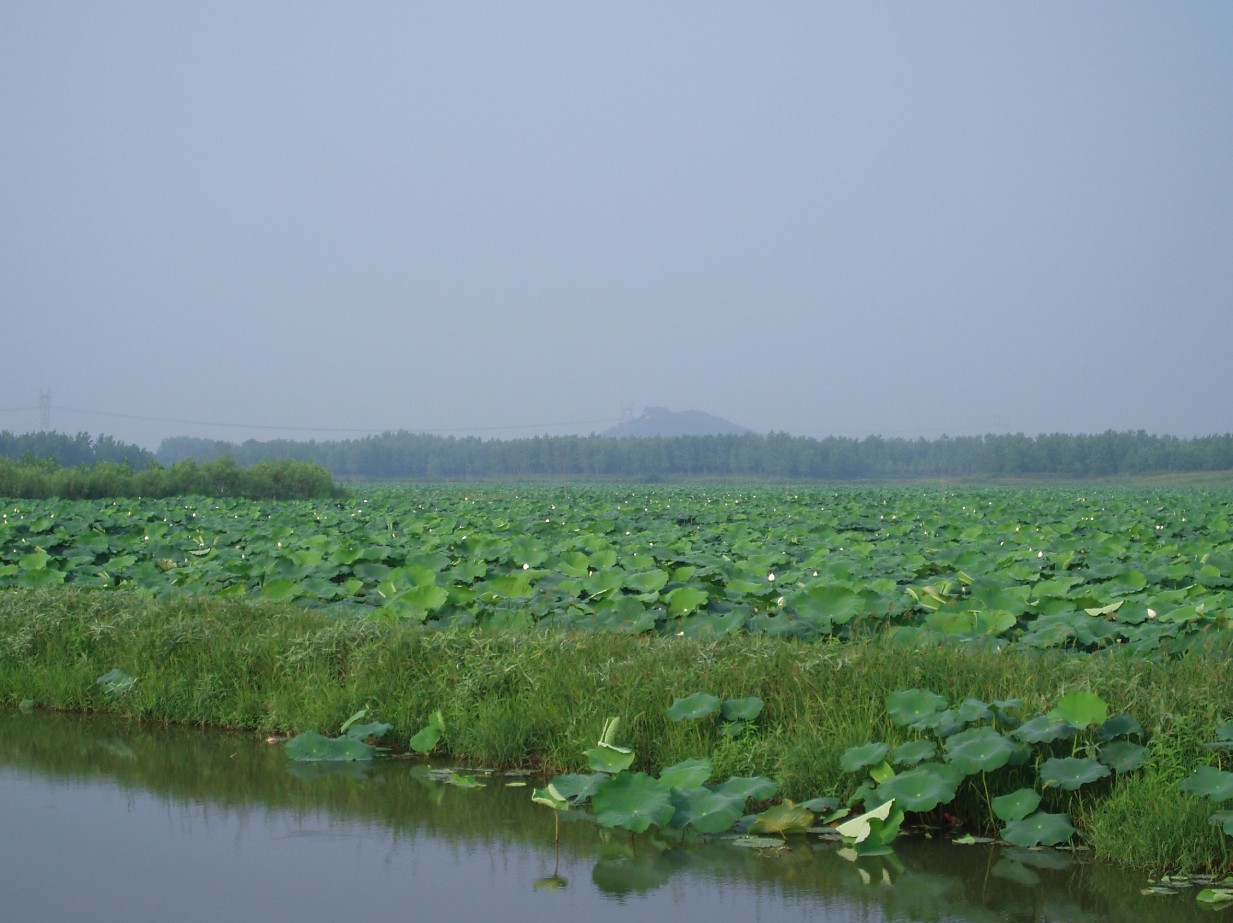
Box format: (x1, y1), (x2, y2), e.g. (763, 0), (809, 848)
(944, 728), (1016, 775)
(666, 692), (722, 722)
(886, 689), (948, 728)
(840, 742), (890, 774)
(992, 788), (1041, 823)
(1039, 756), (1111, 791)
(875, 765), (959, 813)
(1179, 766), (1233, 802)
(1000, 811), (1076, 848)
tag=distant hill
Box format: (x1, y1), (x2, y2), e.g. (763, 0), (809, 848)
(602, 406), (752, 438)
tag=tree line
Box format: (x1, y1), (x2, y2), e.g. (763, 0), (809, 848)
(153, 429), (1233, 481)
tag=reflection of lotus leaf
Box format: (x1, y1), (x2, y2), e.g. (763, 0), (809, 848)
(890, 739), (937, 767)
(666, 692), (722, 722)
(1011, 715), (1075, 744)
(1047, 691), (1108, 729)
(1180, 766), (1233, 801)
(1000, 811), (1076, 847)
(841, 742), (890, 773)
(1097, 741), (1149, 772)
(1039, 756), (1110, 791)
(991, 788), (1040, 823)
(944, 728), (1016, 775)
(593, 772), (675, 832)
(592, 852), (672, 896)
(875, 765), (959, 812)
(886, 689), (948, 728)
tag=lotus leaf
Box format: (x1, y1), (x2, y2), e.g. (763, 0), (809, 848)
(1012, 715), (1075, 744)
(592, 772), (675, 832)
(585, 744), (637, 774)
(1047, 691), (1108, 729)
(659, 757), (713, 790)
(1197, 889), (1233, 905)
(800, 795), (840, 814)
(750, 799), (815, 837)
(944, 728), (1016, 775)
(1000, 811), (1076, 847)
(841, 742), (890, 773)
(1209, 811), (1233, 835)
(1040, 756), (1111, 791)
(1179, 766), (1233, 802)
(992, 788), (1041, 823)
(540, 772), (605, 806)
(713, 775), (777, 802)
(285, 730), (379, 762)
(834, 799), (896, 844)
(343, 721), (392, 741)
(665, 586), (708, 616)
(1098, 741), (1149, 772)
(674, 788), (746, 834)
(96, 668), (136, 696)
(1098, 714), (1144, 740)
(890, 739), (937, 767)
(721, 696), (764, 722)
(875, 765), (959, 813)
(666, 692), (722, 722)
(885, 689), (948, 728)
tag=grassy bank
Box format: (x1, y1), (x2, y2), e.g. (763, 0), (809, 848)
(2, 587), (1230, 874)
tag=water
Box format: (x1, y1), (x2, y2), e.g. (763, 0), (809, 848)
(0, 711), (1205, 922)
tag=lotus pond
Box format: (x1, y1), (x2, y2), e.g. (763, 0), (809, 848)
(2, 484), (1232, 654)
(0, 708), (1220, 923)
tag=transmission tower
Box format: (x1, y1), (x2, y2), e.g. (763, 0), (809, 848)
(38, 390), (51, 431)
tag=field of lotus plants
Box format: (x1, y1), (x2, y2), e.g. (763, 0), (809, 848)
(2, 483), (1231, 656)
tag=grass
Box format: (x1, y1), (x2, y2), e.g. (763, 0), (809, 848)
(2, 586), (1231, 874)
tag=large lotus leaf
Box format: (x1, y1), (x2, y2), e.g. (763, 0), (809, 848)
(944, 728), (1016, 775)
(1098, 741), (1149, 772)
(1179, 766), (1233, 802)
(875, 765), (959, 813)
(675, 788), (746, 834)
(886, 689), (948, 729)
(592, 773), (676, 833)
(890, 739), (937, 767)
(659, 757), (714, 790)
(721, 696), (765, 722)
(343, 721), (392, 742)
(712, 775), (777, 802)
(750, 799), (814, 837)
(1098, 714), (1144, 740)
(666, 692), (722, 722)
(841, 742), (890, 774)
(1012, 715), (1076, 744)
(285, 731), (378, 762)
(1000, 811), (1076, 847)
(793, 585), (864, 625)
(1047, 691), (1108, 730)
(1040, 757), (1111, 791)
(992, 788), (1041, 823)
(540, 772), (605, 806)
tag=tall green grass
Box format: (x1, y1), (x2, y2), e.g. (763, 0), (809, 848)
(2, 587), (1230, 873)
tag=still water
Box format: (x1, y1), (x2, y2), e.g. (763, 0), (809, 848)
(0, 711), (1202, 923)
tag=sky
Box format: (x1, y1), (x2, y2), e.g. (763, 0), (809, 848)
(2, 3), (1231, 450)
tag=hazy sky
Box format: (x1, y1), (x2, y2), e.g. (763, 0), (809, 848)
(3, 3), (1231, 449)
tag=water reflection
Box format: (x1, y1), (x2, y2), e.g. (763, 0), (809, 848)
(0, 711), (1204, 922)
